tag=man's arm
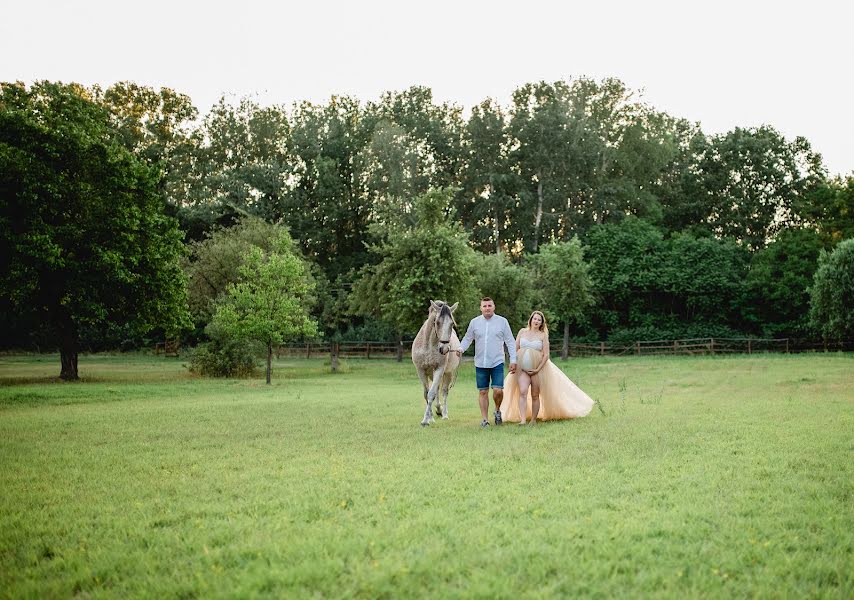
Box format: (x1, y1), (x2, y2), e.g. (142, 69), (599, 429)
(458, 320), (475, 354)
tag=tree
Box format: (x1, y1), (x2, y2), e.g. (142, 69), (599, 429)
(459, 99), (521, 254)
(97, 81), (198, 167)
(509, 81), (575, 252)
(210, 231), (317, 384)
(794, 175), (854, 246)
(679, 126), (824, 250)
(182, 217), (293, 324)
(533, 238), (594, 358)
(0, 81), (191, 379)
(469, 253), (536, 330)
(743, 228), (825, 337)
(288, 96), (375, 278)
(809, 238), (854, 343)
(350, 188), (477, 353)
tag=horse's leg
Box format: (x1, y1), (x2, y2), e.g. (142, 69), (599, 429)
(417, 367), (430, 403)
(422, 367), (445, 426)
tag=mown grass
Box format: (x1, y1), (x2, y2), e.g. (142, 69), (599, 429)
(1, 352), (852, 598)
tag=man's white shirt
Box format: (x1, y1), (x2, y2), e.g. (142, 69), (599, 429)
(459, 314), (517, 369)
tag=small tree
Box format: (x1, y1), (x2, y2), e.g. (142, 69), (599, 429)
(351, 188), (477, 357)
(210, 233), (317, 383)
(183, 217), (290, 323)
(534, 238), (594, 359)
(809, 238), (854, 344)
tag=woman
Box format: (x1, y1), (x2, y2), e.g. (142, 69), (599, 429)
(502, 311), (595, 424)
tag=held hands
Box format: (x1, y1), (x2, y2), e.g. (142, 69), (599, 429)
(509, 362), (517, 374)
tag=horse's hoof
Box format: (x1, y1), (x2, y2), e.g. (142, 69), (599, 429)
(421, 422), (430, 427)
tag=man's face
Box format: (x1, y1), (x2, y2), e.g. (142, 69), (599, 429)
(480, 300), (495, 318)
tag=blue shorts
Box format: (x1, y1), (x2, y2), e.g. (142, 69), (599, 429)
(475, 365), (505, 390)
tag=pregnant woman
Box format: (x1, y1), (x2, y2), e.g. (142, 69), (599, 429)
(502, 310), (595, 424)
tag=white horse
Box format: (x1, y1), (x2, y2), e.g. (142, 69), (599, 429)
(411, 300), (461, 426)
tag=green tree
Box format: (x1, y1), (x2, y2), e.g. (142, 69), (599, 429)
(584, 217), (665, 338)
(794, 175), (854, 246)
(533, 238), (594, 358)
(743, 228), (825, 337)
(182, 217), (292, 323)
(467, 253), (536, 330)
(459, 99), (521, 254)
(680, 126), (824, 249)
(350, 188), (477, 353)
(0, 81), (191, 379)
(210, 232), (317, 384)
(809, 238), (854, 343)
(288, 96), (375, 278)
(97, 81), (198, 167)
(509, 81), (575, 252)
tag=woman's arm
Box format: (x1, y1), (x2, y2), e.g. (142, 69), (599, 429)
(516, 329), (523, 351)
(533, 334), (550, 373)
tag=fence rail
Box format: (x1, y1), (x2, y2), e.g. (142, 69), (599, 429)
(271, 338), (852, 359)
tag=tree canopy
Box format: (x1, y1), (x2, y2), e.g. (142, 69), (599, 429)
(0, 81), (191, 378)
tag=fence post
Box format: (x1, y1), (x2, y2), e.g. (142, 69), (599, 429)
(710, 338), (715, 355)
(786, 338), (790, 354)
(673, 340), (678, 355)
(306, 343), (311, 359)
(331, 343), (339, 372)
(635, 341), (640, 356)
(367, 342), (371, 359)
(600, 341), (605, 356)
(747, 339), (751, 354)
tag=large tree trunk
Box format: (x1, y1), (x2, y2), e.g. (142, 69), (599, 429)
(266, 344), (273, 385)
(562, 321), (570, 360)
(58, 315), (79, 381)
(533, 178), (544, 253)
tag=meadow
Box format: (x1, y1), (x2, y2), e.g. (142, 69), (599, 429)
(1, 352), (852, 598)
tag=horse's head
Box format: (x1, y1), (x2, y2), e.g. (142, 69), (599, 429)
(430, 300), (459, 355)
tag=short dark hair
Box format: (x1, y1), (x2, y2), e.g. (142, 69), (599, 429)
(480, 297), (494, 304)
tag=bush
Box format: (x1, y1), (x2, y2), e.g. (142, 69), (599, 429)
(810, 238), (854, 342)
(187, 338), (258, 378)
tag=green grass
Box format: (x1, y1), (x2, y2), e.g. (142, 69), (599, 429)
(1, 352), (852, 598)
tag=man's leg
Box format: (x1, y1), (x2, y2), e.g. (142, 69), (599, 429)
(492, 365), (506, 424)
(478, 389), (490, 421)
(475, 367), (490, 426)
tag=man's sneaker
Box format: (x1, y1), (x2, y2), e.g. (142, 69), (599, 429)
(494, 410), (503, 425)
(480, 419), (490, 428)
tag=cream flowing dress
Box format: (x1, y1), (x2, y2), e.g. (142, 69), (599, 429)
(502, 337), (595, 422)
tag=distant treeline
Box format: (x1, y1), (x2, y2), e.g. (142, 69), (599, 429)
(2, 79), (853, 358)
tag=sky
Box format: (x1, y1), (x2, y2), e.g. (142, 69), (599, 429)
(2, 0), (852, 176)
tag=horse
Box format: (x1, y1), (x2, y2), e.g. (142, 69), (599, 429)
(411, 300), (461, 426)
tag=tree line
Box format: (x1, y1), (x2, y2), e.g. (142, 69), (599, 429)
(1, 80), (852, 379)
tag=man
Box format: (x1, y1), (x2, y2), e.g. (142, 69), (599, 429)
(457, 297), (517, 428)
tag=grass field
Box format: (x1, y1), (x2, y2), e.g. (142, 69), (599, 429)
(1, 352), (852, 598)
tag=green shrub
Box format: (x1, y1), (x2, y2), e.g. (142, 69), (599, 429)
(187, 338), (258, 378)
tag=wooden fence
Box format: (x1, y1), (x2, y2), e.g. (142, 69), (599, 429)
(274, 338), (852, 359)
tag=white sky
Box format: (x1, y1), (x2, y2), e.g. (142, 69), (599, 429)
(2, 0), (852, 176)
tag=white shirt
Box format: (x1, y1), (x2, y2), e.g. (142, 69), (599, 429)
(459, 314), (517, 369)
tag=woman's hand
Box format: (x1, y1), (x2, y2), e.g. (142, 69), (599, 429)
(525, 369), (536, 375)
